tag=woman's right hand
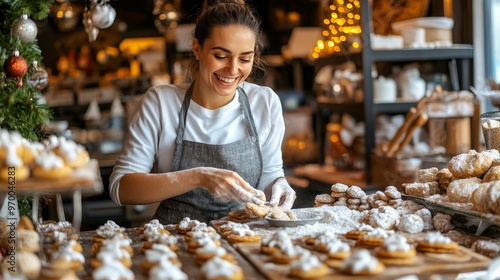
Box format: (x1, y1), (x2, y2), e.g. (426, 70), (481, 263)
(197, 167), (265, 205)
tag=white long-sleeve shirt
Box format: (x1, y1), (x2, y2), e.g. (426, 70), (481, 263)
(109, 82), (286, 205)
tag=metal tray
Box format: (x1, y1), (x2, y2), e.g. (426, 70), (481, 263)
(403, 194), (500, 236)
(265, 209), (322, 227)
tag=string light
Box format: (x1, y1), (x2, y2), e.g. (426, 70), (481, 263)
(312, 0), (362, 59)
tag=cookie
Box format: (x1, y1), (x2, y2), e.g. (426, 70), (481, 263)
(447, 177), (482, 203)
(245, 202), (271, 218)
(416, 232), (459, 254)
(341, 249), (385, 275)
(347, 185), (366, 198)
(289, 255), (330, 279)
(448, 150), (493, 179)
(331, 183), (349, 193)
(315, 193), (336, 204)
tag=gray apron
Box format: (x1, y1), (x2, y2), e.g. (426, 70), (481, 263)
(153, 86), (263, 224)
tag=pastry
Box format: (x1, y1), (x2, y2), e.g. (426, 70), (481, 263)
(418, 167), (439, 182)
(195, 240), (235, 266)
(93, 233), (133, 256)
(313, 231), (338, 253)
(141, 244), (180, 275)
(44, 135), (89, 168)
(472, 183), (493, 213)
(261, 230), (293, 255)
(356, 228), (394, 249)
(271, 244), (310, 264)
(92, 255), (135, 280)
(447, 150), (493, 179)
(314, 193), (336, 205)
(46, 242), (85, 272)
(416, 231), (459, 253)
(3, 251), (41, 280)
(325, 239), (351, 260)
(32, 151), (72, 180)
(91, 242), (133, 269)
(397, 214), (424, 234)
(39, 268), (79, 280)
(185, 223), (217, 242)
(226, 227), (261, 244)
(175, 217), (201, 234)
(367, 206), (400, 230)
(187, 233), (221, 253)
(376, 235), (417, 266)
(289, 255), (330, 279)
(139, 219), (170, 240)
(346, 185), (366, 198)
(148, 257), (188, 280)
(433, 213), (454, 233)
(345, 224), (374, 240)
(446, 177), (482, 203)
(331, 182), (349, 193)
(245, 202), (271, 218)
(483, 165), (500, 182)
(142, 232), (179, 253)
(200, 256), (244, 280)
(219, 221), (250, 238)
(341, 249), (385, 275)
(93, 220), (126, 244)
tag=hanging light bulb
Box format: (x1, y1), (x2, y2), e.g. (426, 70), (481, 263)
(153, 0), (179, 35)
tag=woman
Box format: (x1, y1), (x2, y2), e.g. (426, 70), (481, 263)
(109, 0), (296, 224)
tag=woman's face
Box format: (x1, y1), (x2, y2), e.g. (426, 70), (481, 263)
(193, 24), (255, 101)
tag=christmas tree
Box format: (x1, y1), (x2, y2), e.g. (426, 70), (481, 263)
(0, 0), (54, 141)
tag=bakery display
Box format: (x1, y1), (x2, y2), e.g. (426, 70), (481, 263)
(5, 147), (498, 279)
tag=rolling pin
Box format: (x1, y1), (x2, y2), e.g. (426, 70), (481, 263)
(385, 96), (429, 157)
(396, 112), (429, 154)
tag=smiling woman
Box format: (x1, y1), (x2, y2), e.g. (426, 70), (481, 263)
(109, 0), (296, 225)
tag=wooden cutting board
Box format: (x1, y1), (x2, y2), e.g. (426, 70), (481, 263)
(234, 240), (491, 280)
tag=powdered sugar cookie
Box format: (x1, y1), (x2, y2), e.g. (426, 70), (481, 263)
(289, 255), (330, 279)
(414, 208), (434, 230)
(315, 193), (336, 204)
(418, 167), (439, 182)
(448, 150), (493, 179)
(416, 231), (458, 254)
(376, 235), (418, 266)
(331, 183), (349, 193)
(447, 177), (482, 203)
(384, 186), (401, 199)
(347, 185), (366, 198)
(341, 249), (385, 275)
(397, 214), (424, 234)
(488, 181), (500, 214)
(433, 213), (454, 233)
(471, 183), (492, 213)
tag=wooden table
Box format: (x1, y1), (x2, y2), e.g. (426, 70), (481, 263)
(72, 228), (267, 280)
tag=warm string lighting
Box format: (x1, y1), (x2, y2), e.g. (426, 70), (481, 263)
(312, 0), (362, 58)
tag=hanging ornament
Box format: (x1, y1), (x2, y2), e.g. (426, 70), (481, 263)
(4, 51), (28, 80)
(27, 61), (49, 90)
(90, 0), (116, 29)
(83, 9), (99, 42)
(12, 14), (38, 43)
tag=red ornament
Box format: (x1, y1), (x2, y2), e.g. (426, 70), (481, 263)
(4, 51), (28, 79)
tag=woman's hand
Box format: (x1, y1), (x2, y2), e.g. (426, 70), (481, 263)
(197, 167), (265, 205)
(267, 177), (296, 209)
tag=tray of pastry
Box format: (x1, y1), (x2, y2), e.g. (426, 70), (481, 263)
(234, 235), (491, 280)
(402, 194), (500, 235)
(0, 159), (103, 194)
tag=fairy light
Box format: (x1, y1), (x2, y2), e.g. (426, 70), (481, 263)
(312, 0), (362, 58)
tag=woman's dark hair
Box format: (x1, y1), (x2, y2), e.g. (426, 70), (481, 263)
(186, 0), (266, 82)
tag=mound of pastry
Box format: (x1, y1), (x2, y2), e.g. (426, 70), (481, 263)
(403, 149), (500, 215)
(0, 129), (90, 182)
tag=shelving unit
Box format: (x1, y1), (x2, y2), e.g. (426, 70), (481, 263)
(315, 0), (474, 186)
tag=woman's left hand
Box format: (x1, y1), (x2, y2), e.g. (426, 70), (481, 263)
(267, 178), (296, 209)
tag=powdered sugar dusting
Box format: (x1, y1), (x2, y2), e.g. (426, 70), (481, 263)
(248, 206), (363, 239)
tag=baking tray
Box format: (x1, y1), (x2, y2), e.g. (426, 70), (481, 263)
(402, 194), (500, 236)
